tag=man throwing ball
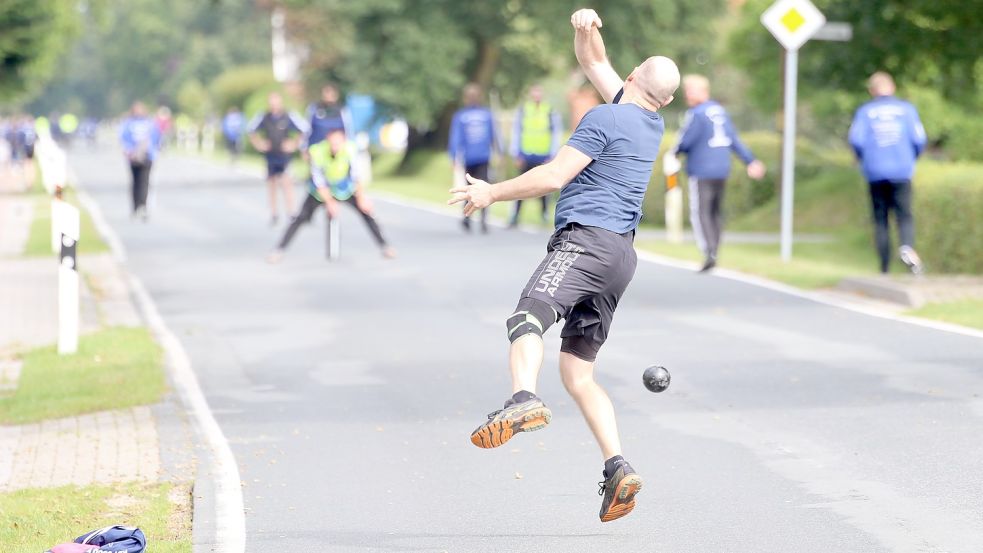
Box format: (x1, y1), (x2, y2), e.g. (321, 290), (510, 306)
(449, 8), (679, 523)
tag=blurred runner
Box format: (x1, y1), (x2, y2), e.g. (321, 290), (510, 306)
(247, 92), (308, 226)
(508, 84), (562, 228)
(267, 128), (394, 263)
(119, 101), (162, 221)
(305, 83), (352, 148)
(669, 74), (765, 272)
(448, 83), (501, 233)
(849, 71), (927, 274)
(449, 8), (679, 523)
(221, 106), (245, 163)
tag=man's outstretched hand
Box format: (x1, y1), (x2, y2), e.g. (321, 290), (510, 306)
(448, 173), (494, 217)
(571, 9), (602, 31)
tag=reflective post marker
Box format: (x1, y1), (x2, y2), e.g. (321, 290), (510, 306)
(58, 202), (81, 355)
(780, 48), (798, 261)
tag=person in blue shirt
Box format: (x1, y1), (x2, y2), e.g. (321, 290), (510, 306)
(670, 74), (765, 272)
(450, 8), (680, 523)
(304, 83), (353, 149)
(448, 83), (501, 233)
(849, 71), (927, 274)
(221, 107), (245, 162)
(119, 101), (163, 221)
(508, 84), (563, 227)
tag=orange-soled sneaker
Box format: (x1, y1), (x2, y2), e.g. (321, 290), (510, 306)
(469, 395), (551, 449)
(598, 461), (643, 522)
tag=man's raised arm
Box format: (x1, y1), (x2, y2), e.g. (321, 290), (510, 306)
(571, 9), (623, 104)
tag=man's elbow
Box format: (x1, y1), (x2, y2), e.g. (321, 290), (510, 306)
(543, 166), (567, 192)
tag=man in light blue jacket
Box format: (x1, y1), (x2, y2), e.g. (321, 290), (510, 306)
(119, 101), (162, 220)
(849, 71), (927, 274)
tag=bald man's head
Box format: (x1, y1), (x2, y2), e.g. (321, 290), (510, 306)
(628, 56), (680, 110)
(682, 74), (710, 107)
(868, 71), (896, 97)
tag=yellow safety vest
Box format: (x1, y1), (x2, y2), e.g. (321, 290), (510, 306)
(310, 141), (354, 200)
(520, 101), (552, 156)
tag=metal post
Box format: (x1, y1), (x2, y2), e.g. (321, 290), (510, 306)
(327, 218), (340, 261)
(780, 48), (798, 262)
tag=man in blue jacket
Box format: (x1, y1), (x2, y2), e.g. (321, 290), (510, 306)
(671, 74), (765, 272)
(448, 83), (501, 233)
(849, 72), (927, 274)
(304, 83), (353, 149)
(119, 102), (162, 221)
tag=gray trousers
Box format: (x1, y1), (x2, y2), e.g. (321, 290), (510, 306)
(688, 177), (726, 258)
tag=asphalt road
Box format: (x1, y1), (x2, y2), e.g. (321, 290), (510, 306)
(74, 148), (983, 553)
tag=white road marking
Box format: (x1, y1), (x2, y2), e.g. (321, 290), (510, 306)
(77, 190), (245, 553)
(375, 191), (983, 341)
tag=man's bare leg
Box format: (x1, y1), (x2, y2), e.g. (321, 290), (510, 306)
(510, 334), (544, 394)
(280, 173), (296, 218)
(267, 178), (278, 222)
(558, 351), (622, 459)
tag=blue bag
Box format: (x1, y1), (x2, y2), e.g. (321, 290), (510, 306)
(75, 526), (146, 553)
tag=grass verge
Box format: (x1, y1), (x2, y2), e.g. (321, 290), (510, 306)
(0, 326), (165, 424)
(0, 482), (191, 552)
(907, 299), (983, 330)
(24, 187), (109, 257)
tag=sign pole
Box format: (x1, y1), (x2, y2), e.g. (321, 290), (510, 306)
(780, 47), (798, 262)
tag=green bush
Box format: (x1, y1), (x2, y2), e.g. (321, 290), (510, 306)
(209, 64), (277, 113)
(913, 161), (983, 273)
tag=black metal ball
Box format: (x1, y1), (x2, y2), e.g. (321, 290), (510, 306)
(642, 365), (671, 393)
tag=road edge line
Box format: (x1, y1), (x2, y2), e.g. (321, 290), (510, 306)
(372, 191), (983, 341)
(76, 189), (246, 552)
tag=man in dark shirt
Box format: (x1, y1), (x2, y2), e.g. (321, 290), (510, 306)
(247, 92), (309, 226)
(450, 8), (679, 523)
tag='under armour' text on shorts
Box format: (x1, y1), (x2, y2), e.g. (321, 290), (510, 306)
(518, 223), (637, 361)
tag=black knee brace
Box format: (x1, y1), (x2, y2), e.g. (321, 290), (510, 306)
(506, 298), (557, 342)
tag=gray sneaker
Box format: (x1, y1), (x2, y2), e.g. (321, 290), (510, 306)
(899, 245), (924, 275)
(470, 396), (551, 449)
(598, 460), (643, 522)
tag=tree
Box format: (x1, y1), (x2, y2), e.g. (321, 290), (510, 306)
(281, 0), (724, 150)
(0, 0), (79, 103)
(30, 0), (272, 117)
(726, 0), (983, 156)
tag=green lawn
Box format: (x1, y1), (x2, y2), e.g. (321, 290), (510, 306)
(0, 327), (165, 424)
(24, 187), (109, 257)
(907, 299), (983, 330)
(635, 233), (897, 289)
(0, 482), (191, 552)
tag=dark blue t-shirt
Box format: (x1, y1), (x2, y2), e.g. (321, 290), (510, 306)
(555, 95), (664, 234)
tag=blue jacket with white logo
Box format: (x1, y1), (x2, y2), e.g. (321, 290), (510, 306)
(848, 95), (926, 182)
(448, 105), (501, 166)
(672, 100), (755, 180)
(119, 117), (162, 162)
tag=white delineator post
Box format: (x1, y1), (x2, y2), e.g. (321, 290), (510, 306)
(760, 0), (826, 261)
(57, 202), (81, 355)
(780, 48), (798, 261)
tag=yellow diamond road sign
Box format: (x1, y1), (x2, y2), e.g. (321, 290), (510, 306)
(762, 0), (826, 51)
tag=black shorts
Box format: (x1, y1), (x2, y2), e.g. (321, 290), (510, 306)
(466, 162), (489, 181)
(518, 223), (637, 360)
(266, 153), (290, 177)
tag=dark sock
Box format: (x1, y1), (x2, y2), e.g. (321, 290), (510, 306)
(510, 390), (536, 405)
(603, 455), (626, 478)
